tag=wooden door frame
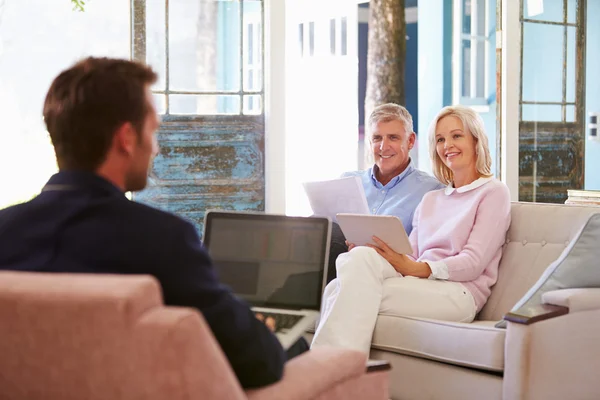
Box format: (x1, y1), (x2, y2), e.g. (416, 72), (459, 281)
(498, 0), (520, 200)
(498, 0), (586, 202)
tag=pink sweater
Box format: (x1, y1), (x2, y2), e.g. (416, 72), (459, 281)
(409, 178), (511, 311)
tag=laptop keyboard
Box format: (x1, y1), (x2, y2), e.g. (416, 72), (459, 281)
(257, 312), (304, 333)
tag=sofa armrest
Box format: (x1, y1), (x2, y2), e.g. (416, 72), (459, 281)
(542, 288), (600, 313)
(503, 303), (569, 325)
(245, 348), (368, 400)
(503, 289), (600, 325)
(366, 359), (392, 373)
(503, 303), (600, 399)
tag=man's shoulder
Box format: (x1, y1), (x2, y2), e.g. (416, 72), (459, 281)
(0, 201), (26, 217)
(341, 169), (369, 179)
(106, 200), (202, 262)
(120, 199), (195, 233)
(408, 168), (445, 190)
(0, 197), (45, 222)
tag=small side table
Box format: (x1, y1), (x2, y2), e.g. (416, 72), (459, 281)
(565, 190), (600, 206)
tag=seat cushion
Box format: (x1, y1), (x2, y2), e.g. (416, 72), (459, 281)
(371, 314), (505, 372)
(496, 213), (600, 328)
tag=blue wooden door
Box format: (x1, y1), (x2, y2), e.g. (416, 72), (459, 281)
(134, 115), (265, 234)
(131, 0), (265, 235)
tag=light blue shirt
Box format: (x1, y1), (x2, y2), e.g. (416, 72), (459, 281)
(342, 159), (444, 235)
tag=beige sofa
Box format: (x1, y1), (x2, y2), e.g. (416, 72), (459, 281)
(0, 272), (390, 400)
(365, 201), (600, 399)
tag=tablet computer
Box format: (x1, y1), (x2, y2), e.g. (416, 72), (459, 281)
(336, 213), (413, 255)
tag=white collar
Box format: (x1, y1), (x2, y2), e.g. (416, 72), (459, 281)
(444, 176), (493, 195)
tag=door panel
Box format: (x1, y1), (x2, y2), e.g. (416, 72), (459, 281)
(518, 122), (584, 202)
(517, 0), (586, 203)
(131, 0), (265, 234)
(134, 115), (265, 234)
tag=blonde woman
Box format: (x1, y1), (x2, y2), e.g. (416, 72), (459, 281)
(311, 105), (511, 354)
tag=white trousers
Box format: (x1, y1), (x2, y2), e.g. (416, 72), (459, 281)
(311, 247), (477, 354)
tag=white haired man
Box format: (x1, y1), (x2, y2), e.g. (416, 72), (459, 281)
(326, 103), (443, 283)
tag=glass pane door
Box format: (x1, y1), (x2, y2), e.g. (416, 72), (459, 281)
(517, 0), (585, 203)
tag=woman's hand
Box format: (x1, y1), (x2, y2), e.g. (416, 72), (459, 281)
(345, 240), (356, 251)
(368, 236), (432, 278)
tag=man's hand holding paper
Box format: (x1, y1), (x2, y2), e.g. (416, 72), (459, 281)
(302, 176), (370, 222)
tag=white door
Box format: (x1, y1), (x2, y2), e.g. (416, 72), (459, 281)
(285, 0), (359, 216)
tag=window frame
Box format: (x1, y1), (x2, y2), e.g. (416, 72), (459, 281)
(132, 0), (265, 117)
(242, 12), (263, 114)
(452, 0), (490, 112)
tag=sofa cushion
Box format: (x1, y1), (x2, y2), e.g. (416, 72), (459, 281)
(479, 202), (600, 322)
(371, 314), (505, 372)
(495, 212), (600, 328)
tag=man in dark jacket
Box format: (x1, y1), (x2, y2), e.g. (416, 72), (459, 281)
(0, 57), (288, 389)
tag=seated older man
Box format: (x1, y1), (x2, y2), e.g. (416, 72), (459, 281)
(326, 104), (443, 283)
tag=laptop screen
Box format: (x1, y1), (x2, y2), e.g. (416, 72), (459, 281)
(203, 211), (331, 311)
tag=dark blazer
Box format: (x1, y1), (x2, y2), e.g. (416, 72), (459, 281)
(0, 171), (285, 389)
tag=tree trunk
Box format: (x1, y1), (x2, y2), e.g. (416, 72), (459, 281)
(131, 0), (146, 63)
(365, 0), (406, 121)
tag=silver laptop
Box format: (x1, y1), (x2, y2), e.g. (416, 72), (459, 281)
(202, 210), (332, 349)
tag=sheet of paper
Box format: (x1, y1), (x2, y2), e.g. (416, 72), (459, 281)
(302, 176), (370, 221)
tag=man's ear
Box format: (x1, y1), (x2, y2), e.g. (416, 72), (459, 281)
(408, 132), (417, 150)
(113, 122), (137, 156)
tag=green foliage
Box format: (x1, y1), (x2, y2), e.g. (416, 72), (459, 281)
(71, 0), (87, 12)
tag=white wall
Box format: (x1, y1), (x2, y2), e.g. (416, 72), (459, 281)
(416, 0), (445, 174)
(264, 0), (287, 214)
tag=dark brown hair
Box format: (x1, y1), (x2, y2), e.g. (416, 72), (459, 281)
(43, 57), (157, 171)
